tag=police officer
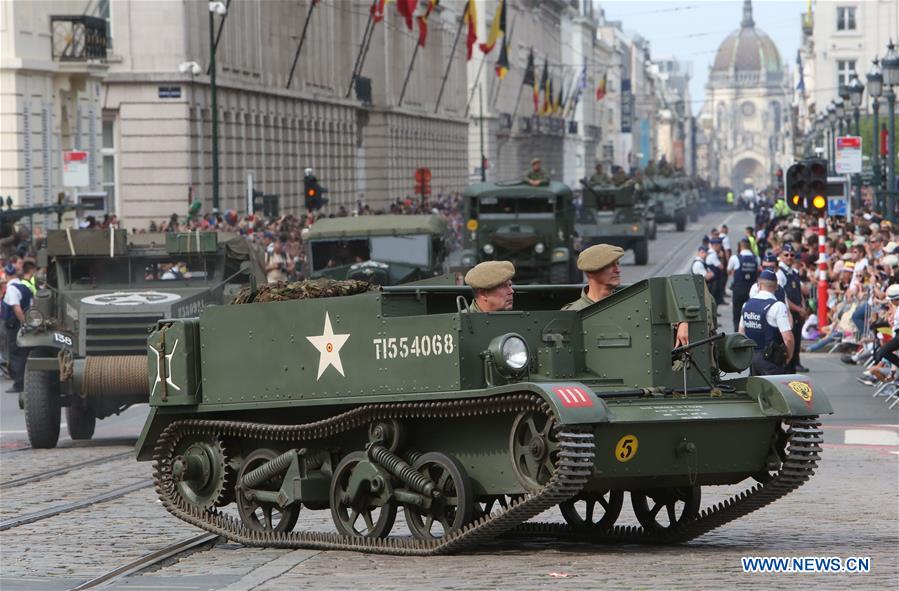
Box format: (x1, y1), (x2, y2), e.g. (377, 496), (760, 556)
(778, 244), (807, 373)
(2, 260), (35, 393)
(707, 236), (726, 305)
(464, 261), (515, 312)
(524, 158), (550, 187)
(750, 252), (787, 304)
(739, 269), (794, 376)
(727, 238), (759, 332)
(565, 244), (689, 346)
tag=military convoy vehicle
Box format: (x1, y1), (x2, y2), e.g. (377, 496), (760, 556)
(460, 181), (579, 283)
(644, 176), (688, 232)
(304, 215), (448, 286)
(135, 274), (830, 554)
(577, 182), (651, 265)
(18, 228), (264, 448)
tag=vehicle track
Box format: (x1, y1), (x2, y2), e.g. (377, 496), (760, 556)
(0, 451), (133, 490)
(68, 532), (220, 590)
(0, 479), (153, 531)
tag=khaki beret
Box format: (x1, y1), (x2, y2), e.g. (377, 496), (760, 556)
(530, 157), (541, 165)
(577, 244), (625, 272)
(465, 261), (515, 290)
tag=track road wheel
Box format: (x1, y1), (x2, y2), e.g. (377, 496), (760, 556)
(66, 400), (96, 440)
(23, 368), (61, 449)
(510, 411), (561, 491)
(404, 452), (473, 540)
(559, 490), (625, 530)
(631, 486), (701, 530)
(330, 451), (397, 538)
(236, 448), (300, 533)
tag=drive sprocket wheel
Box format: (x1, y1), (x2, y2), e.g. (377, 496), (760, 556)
(170, 434), (229, 511)
(510, 411), (561, 491)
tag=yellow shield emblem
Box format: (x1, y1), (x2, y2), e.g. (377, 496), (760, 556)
(787, 381), (813, 404)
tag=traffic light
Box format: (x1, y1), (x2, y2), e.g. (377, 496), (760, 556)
(784, 158), (828, 215)
(304, 175), (329, 211)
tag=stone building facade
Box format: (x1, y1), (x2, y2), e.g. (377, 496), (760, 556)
(703, 0), (791, 191)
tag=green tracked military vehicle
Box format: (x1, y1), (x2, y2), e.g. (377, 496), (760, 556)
(577, 182), (651, 265)
(135, 274), (830, 554)
(18, 229), (264, 448)
(460, 181), (579, 284)
(644, 176), (688, 232)
(304, 214), (448, 286)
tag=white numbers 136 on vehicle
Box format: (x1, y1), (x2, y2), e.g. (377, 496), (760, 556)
(373, 333), (455, 360)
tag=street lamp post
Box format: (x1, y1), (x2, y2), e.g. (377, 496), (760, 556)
(209, 1), (227, 213)
(868, 59), (884, 210)
(827, 103), (837, 173)
(838, 86), (851, 136)
(883, 39), (899, 220)
(834, 98), (846, 137)
(848, 74), (865, 210)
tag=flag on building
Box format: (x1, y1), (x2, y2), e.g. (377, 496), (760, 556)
(464, 0), (477, 60)
(495, 39), (510, 79)
(417, 0), (439, 48)
(371, 0), (387, 22)
(554, 79), (563, 115)
(596, 72), (607, 100)
(567, 62), (587, 117)
(540, 59), (550, 115)
(796, 50), (806, 94)
(479, 0), (506, 54)
(396, 0), (416, 30)
(522, 49), (538, 113)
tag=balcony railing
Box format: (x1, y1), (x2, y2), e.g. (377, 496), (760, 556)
(51, 15), (107, 62)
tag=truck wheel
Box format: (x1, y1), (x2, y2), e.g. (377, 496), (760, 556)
(66, 401), (96, 440)
(549, 262), (569, 284)
(689, 207), (699, 223)
(648, 221), (657, 240)
(675, 212), (687, 232)
(24, 369), (61, 449)
(634, 240), (649, 266)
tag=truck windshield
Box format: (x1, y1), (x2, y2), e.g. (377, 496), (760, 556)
(311, 235), (431, 271)
(478, 196), (556, 219)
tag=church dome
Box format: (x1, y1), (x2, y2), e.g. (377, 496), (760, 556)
(711, 0), (782, 75)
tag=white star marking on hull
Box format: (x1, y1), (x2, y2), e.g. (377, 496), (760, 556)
(306, 312), (350, 380)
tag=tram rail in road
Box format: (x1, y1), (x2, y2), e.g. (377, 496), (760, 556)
(0, 479), (153, 531)
(68, 533), (220, 590)
(0, 450), (133, 490)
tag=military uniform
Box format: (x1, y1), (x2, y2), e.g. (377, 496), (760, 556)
(588, 172), (611, 186)
(524, 168), (550, 186)
(562, 289), (595, 311)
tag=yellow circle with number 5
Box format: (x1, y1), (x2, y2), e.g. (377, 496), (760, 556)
(614, 435), (639, 462)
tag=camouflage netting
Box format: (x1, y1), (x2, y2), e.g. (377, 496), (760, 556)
(231, 278), (380, 304)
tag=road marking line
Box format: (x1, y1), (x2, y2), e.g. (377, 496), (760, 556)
(844, 429), (899, 446)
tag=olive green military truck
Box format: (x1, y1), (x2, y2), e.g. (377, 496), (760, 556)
(135, 274), (830, 554)
(18, 229), (264, 448)
(644, 176), (688, 232)
(577, 182), (651, 265)
(304, 214), (448, 286)
(460, 180), (579, 283)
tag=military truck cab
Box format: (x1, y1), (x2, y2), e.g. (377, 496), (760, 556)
(304, 214), (448, 286)
(461, 180), (579, 283)
(577, 183), (651, 265)
(18, 228), (264, 448)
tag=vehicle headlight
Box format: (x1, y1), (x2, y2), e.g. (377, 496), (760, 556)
(489, 333), (529, 376)
(483, 244), (495, 255)
(551, 250), (567, 262)
(461, 254), (475, 266)
(25, 308), (45, 328)
(534, 242), (545, 254)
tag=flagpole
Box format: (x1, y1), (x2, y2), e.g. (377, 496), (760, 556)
(434, 13), (466, 114)
(509, 78), (525, 123)
(286, 0), (319, 89)
(346, 1), (377, 98)
(464, 55), (486, 117)
(398, 40), (422, 107)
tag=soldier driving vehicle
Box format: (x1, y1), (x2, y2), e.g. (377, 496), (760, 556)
(136, 265), (830, 553)
(463, 261), (515, 312)
(17, 228), (264, 448)
(460, 180), (579, 284)
(303, 214), (448, 286)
